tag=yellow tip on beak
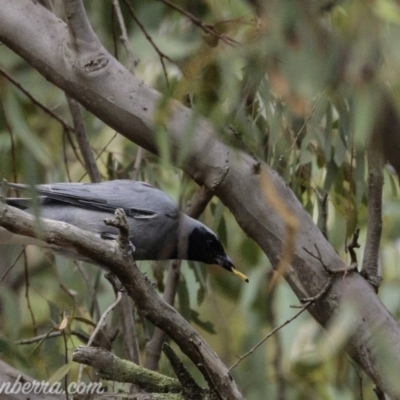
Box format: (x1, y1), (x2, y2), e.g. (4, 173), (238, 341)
(232, 268), (249, 283)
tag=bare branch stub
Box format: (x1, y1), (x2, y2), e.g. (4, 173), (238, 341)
(64, 0), (100, 51)
(347, 227), (361, 266)
(104, 208), (132, 254)
(301, 245), (358, 304)
(230, 302), (311, 371)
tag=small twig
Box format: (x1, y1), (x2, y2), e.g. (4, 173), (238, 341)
(230, 302), (312, 371)
(303, 245), (358, 276)
(78, 131), (119, 182)
(75, 261), (101, 321)
(121, 0), (177, 85)
(295, 278), (333, 305)
(23, 250), (38, 336)
(111, 0), (137, 73)
(66, 96), (102, 183)
(88, 299), (122, 349)
(77, 290), (123, 383)
(265, 270), (286, 399)
(0, 67), (74, 133)
(0, 247), (25, 286)
(16, 330), (89, 345)
(0, 66), (85, 167)
(157, 0), (238, 46)
(315, 190), (328, 240)
(347, 227), (360, 266)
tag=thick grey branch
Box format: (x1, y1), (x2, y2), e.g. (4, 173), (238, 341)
(1, 0), (400, 397)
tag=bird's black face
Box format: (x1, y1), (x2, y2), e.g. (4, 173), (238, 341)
(187, 227), (234, 271)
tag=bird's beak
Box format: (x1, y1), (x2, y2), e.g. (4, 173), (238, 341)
(215, 255), (249, 283)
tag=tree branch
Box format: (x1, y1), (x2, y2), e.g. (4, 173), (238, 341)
(0, 201), (244, 399)
(1, 0), (400, 396)
(361, 146), (384, 291)
(111, 0), (137, 73)
(72, 346), (181, 392)
(66, 96), (102, 183)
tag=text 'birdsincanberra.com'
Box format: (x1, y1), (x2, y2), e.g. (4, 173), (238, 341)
(0, 375), (104, 395)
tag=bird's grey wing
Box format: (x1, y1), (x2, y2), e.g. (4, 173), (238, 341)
(8, 180), (179, 219)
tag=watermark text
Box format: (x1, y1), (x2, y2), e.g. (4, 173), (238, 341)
(0, 375), (104, 395)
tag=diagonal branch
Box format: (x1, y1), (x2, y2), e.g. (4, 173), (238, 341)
(0, 201), (244, 399)
(1, 0), (400, 397)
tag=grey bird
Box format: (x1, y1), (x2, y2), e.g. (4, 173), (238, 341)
(0, 180), (248, 282)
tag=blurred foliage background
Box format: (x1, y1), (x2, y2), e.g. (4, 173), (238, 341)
(1, 0), (400, 398)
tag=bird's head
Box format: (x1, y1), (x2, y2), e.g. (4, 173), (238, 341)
(187, 225), (248, 282)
